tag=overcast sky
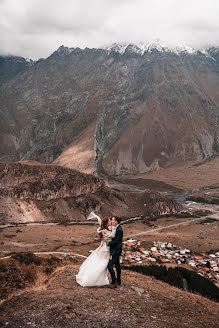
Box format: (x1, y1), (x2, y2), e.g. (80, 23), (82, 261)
(0, 0), (219, 59)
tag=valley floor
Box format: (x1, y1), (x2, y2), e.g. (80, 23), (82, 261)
(132, 157), (219, 191)
(0, 213), (218, 256)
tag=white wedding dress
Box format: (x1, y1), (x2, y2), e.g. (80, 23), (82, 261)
(76, 226), (116, 287)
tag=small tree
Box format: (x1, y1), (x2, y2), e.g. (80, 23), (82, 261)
(212, 132), (219, 153)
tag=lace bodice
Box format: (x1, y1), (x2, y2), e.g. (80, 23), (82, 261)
(97, 226), (116, 243)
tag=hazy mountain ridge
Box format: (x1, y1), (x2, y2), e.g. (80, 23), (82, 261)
(0, 43), (219, 176)
(0, 55), (33, 85)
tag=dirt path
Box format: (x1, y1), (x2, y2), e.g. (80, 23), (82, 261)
(127, 212), (219, 239)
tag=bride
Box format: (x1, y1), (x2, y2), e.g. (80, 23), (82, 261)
(76, 217), (116, 287)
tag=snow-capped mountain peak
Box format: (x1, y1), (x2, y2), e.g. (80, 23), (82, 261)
(106, 42), (129, 54)
(56, 45), (74, 55)
(50, 42), (219, 61)
(105, 41), (204, 56)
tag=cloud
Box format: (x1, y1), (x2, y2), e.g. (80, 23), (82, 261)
(0, 0), (219, 59)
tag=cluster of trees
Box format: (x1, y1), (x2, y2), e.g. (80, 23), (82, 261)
(123, 264), (219, 302)
(212, 132), (219, 153)
(187, 196), (219, 205)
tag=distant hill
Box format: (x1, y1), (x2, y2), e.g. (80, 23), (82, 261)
(0, 161), (182, 224)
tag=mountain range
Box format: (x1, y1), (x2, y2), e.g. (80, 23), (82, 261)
(0, 42), (219, 177)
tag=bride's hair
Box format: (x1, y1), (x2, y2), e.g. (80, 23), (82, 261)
(98, 217), (109, 240)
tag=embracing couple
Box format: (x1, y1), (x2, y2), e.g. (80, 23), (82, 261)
(76, 216), (123, 289)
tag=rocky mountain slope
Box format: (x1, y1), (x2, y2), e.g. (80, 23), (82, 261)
(0, 161), (182, 224)
(0, 43), (219, 176)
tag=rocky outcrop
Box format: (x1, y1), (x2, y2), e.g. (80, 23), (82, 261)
(0, 44), (218, 175)
(0, 162), (183, 224)
(0, 162), (103, 201)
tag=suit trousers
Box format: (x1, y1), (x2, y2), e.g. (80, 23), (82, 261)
(107, 254), (121, 284)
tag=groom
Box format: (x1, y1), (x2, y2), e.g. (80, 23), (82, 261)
(107, 216), (123, 289)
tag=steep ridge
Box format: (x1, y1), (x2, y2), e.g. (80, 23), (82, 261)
(0, 162), (183, 224)
(0, 43), (218, 176)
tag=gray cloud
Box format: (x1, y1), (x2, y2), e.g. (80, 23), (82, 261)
(0, 0), (219, 59)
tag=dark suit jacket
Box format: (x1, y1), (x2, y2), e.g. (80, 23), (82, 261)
(108, 225), (123, 257)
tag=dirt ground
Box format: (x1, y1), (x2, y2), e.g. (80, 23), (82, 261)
(0, 261), (219, 328)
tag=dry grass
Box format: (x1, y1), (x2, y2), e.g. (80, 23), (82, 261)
(0, 252), (67, 302)
(0, 263), (218, 328)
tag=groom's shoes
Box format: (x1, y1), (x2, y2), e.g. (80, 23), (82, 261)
(117, 281), (121, 286)
(109, 283), (117, 289)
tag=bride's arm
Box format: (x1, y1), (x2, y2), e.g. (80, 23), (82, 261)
(104, 226), (116, 238)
